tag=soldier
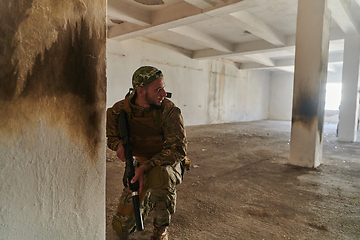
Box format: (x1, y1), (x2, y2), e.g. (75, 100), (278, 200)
(106, 66), (189, 240)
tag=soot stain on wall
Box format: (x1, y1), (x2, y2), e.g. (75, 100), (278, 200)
(293, 97), (318, 119)
(292, 95), (318, 130)
(21, 19), (103, 104)
(0, 1), (106, 162)
(21, 19), (106, 161)
(292, 92), (324, 142)
(0, 0), (34, 101)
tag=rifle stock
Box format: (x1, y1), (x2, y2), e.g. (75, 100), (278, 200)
(118, 110), (144, 231)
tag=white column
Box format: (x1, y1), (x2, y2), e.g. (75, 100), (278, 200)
(338, 34), (360, 142)
(289, 0), (330, 168)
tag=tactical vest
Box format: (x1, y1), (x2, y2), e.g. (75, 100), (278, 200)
(122, 96), (174, 159)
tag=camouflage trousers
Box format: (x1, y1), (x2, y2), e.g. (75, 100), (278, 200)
(113, 162), (183, 237)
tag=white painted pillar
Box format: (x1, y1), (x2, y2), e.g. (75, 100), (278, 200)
(338, 34), (360, 142)
(0, 1), (106, 239)
(289, 0), (330, 168)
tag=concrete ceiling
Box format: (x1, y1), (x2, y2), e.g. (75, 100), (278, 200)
(107, 0), (360, 73)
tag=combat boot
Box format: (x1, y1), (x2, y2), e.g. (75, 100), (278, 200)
(150, 223), (168, 240)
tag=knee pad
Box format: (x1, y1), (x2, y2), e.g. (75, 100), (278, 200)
(112, 215), (126, 237)
(112, 214), (136, 237)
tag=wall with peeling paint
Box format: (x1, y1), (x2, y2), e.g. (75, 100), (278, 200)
(0, 0), (106, 239)
(107, 39), (270, 126)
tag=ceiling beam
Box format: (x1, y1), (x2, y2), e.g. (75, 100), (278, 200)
(221, 10), (286, 46)
(108, 22), (146, 40)
(183, 0), (228, 10)
(193, 39), (291, 59)
(151, 1), (204, 26)
(243, 54), (275, 66)
(168, 26), (234, 52)
(184, 0), (214, 9)
(108, 0), (248, 40)
(204, 0), (255, 16)
(328, 0), (359, 35)
(107, 0), (152, 27)
(193, 28), (345, 60)
(239, 52), (344, 71)
(274, 66), (295, 73)
(240, 64), (341, 73)
(108, 2), (208, 39)
(136, 37), (194, 58)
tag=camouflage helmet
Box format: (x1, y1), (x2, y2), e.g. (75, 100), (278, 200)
(130, 66), (163, 100)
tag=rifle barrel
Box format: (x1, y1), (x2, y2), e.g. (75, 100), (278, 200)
(118, 110), (144, 231)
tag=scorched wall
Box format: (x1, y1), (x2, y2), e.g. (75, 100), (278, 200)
(0, 1), (107, 239)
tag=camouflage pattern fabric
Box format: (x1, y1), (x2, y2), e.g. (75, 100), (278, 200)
(112, 182), (153, 236)
(106, 95), (188, 173)
(106, 66), (188, 238)
(150, 224), (168, 240)
(130, 66), (163, 101)
(112, 163), (182, 237)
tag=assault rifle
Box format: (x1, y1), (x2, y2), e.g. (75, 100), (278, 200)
(118, 110), (144, 231)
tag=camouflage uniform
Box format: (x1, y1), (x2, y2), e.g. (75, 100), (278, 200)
(106, 66), (188, 239)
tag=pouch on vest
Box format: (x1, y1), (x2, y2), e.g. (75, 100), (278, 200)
(147, 162), (183, 189)
(147, 166), (167, 189)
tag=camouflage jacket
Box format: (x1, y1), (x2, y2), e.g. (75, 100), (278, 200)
(106, 95), (188, 173)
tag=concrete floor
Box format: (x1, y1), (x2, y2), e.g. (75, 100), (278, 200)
(106, 120), (360, 239)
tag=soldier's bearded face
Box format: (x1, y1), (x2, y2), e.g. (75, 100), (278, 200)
(145, 77), (166, 109)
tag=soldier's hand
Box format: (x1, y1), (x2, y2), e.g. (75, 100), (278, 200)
(131, 165), (145, 194)
(116, 143), (126, 162)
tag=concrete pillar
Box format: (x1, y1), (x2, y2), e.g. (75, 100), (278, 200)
(338, 34), (360, 142)
(289, 0), (330, 168)
(0, 0), (106, 239)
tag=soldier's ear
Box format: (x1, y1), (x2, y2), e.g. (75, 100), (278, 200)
(137, 87), (146, 96)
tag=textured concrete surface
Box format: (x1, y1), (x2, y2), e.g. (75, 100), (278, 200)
(107, 120), (360, 239)
(0, 1), (106, 239)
